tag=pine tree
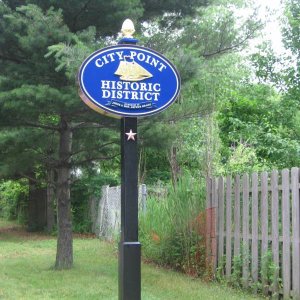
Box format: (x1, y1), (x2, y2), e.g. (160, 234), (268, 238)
(0, 3), (119, 269)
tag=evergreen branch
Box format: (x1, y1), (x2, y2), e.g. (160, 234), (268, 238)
(18, 172), (40, 183)
(71, 122), (107, 130)
(70, 122), (86, 129)
(71, 141), (117, 156)
(0, 54), (25, 64)
(24, 121), (59, 131)
(0, 172), (42, 182)
(72, 0), (93, 30)
(66, 108), (90, 116)
(72, 123), (118, 131)
(74, 153), (120, 166)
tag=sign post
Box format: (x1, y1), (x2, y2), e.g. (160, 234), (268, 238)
(118, 20), (140, 300)
(78, 19), (180, 300)
(119, 116), (140, 300)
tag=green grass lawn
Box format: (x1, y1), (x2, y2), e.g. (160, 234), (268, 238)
(0, 221), (263, 300)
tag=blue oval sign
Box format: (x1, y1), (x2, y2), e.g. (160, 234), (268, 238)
(78, 45), (180, 118)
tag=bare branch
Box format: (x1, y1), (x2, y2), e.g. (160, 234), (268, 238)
(203, 22), (261, 58)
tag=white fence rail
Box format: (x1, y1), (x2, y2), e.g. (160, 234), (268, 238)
(91, 184), (147, 240)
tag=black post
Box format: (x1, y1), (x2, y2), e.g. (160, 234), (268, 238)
(119, 117), (141, 300)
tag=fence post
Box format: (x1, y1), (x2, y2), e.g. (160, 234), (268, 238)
(141, 184), (147, 213)
(233, 175), (241, 258)
(271, 170), (279, 298)
(292, 167), (300, 299)
(206, 177), (218, 274)
(218, 177), (225, 272)
(206, 177), (213, 271)
(212, 177), (219, 272)
(282, 169), (291, 299)
(251, 172), (259, 289)
(261, 171), (269, 296)
(225, 176), (232, 279)
(96, 185), (108, 237)
(242, 173), (249, 288)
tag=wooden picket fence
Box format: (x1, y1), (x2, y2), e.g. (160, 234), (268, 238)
(206, 167), (300, 299)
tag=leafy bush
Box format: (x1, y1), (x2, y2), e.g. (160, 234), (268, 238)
(71, 172), (118, 233)
(140, 174), (206, 276)
(0, 179), (28, 223)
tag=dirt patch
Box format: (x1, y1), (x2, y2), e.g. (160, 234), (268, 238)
(0, 225), (97, 240)
(73, 233), (97, 239)
(0, 225), (53, 240)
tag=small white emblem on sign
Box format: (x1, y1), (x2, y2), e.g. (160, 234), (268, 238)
(125, 129), (137, 141)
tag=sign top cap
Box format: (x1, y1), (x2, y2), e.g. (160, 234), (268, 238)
(121, 19), (135, 38)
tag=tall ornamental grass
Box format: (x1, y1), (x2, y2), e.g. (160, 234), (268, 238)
(140, 175), (206, 276)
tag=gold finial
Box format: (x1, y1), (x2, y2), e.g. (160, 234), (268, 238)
(121, 19), (135, 38)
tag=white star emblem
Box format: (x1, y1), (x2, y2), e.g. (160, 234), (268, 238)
(125, 129), (137, 141)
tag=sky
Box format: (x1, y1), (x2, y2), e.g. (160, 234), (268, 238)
(254, 0), (285, 53)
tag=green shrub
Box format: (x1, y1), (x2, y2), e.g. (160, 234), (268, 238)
(71, 172), (118, 233)
(140, 174), (206, 276)
(231, 254), (243, 288)
(0, 179), (28, 223)
(260, 250), (280, 296)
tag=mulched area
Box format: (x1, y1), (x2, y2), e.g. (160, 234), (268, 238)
(0, 223), (96, 240)
(0, 224), (51, 240)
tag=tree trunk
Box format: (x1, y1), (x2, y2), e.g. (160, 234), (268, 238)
(169, 144), (181, 186)
(55, 118), (73, 269)
(203, 113), (219, 178)
(168, 121), (181, 186)
(46, 168), (56, 233)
